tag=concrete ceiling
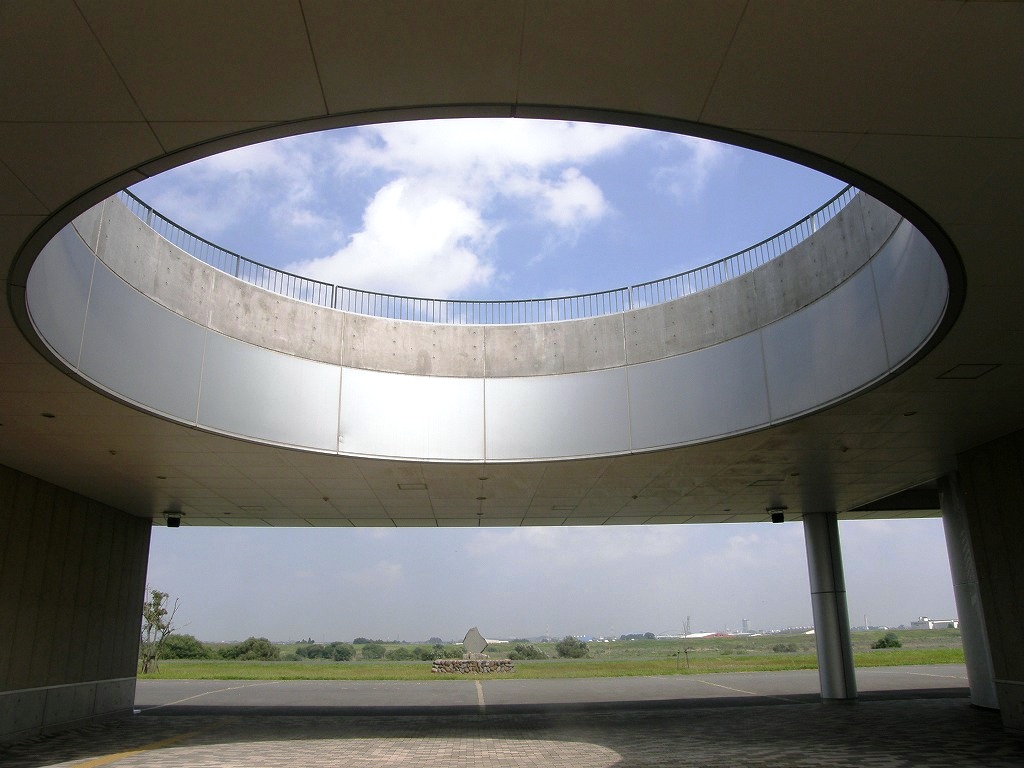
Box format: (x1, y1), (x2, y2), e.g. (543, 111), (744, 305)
(2, 1), (1022, 528)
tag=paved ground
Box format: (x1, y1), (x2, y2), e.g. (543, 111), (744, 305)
(131, 665), (972, 715)
(3, 666), (1023, 767)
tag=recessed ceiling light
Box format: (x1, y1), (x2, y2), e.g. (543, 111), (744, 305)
(40, 412), (55, 419)
(238, 505), (266, 512)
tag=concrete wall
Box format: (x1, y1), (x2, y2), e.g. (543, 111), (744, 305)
(35, 192), (945, 462)
(957, 430), (1024, 732)
(88, 193), (899, 377)
(0, 464), (151, 743)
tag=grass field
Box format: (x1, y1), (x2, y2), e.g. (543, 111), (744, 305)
(140, 630), (965, 681)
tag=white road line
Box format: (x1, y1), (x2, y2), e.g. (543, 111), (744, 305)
(695, 679), (803, 703)
(904, 671), (968, 681)
(137, 681), (284, 711)
(475, 680), (486, 712)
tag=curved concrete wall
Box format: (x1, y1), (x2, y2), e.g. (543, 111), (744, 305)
(26, 193), (945, 462)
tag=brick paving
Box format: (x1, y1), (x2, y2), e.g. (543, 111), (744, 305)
(2, 697), (1023, 767)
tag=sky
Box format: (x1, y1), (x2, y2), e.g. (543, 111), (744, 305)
(133, 118), (956, 643)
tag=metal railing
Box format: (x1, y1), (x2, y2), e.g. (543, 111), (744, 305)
(117, 184), (856, 324)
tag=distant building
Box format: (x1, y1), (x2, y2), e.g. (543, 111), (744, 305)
(910, 616), (958, 630)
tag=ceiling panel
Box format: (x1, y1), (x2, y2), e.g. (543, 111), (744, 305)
(78, 1), (326, 122)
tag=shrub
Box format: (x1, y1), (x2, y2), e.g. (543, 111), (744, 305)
(411, 644), (461, 661)
(298, 642), (354, 661)
(385, 646), (415, 661)
(509, 643), (547, 660)
(872, 632), (902, 649)
(161, 633), (213, 660)
(555, 636), (589, 658)
(361, 643), (387, 659)
(772, 643), (798, 653)
(220, 637), (280, 660)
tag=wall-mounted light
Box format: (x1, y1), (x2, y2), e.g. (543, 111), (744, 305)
(163, 511), (184, 528)
(767, 506), (788, 523)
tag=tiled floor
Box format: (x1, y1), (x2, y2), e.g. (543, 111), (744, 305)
(2, 696), (1022, 767)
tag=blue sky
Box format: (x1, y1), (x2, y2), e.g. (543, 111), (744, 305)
(134, 119), (954, 643)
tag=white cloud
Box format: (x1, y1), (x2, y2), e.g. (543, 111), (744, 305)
(282, 119), (640, 296)
(652, 135), (732, 201)
(135, 118), (732, 300)
(286, 178), (496, 297)
(505, 167), (609, 228)
(136, 136), (338, 240)
(335, 119), (638, 181)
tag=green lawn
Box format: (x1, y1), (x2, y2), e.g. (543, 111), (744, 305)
(141, 630), (964, 681)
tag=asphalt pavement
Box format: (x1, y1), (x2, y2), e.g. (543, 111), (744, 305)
(134, 664), (970, 715)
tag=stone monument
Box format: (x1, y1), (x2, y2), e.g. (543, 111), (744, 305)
(430, 627), (516, 674)
(462, 626), (488, 659)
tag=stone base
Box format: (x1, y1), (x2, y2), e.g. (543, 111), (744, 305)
(431, 659), (515, 674)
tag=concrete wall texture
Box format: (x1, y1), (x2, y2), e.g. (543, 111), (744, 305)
(26, 190), (943, 465)
(0, 464), (151, 742)
(86, 193), (899, 377)
(958, 431), (1024, 731)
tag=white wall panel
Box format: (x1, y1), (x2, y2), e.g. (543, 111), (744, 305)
(485, 369), (631, 460)
(628, 332), (771, 449)
(79, 261), (204, 421)
(198, 334), (340, 451)
(25, 227), (93, 367)
(872, 221), (948, 368)
(339, 367), (485, 460)
(763, 267), (888, 420)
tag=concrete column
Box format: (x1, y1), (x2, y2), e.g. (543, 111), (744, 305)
(940, 474), (999, 709)
(803, 510), (857, 701)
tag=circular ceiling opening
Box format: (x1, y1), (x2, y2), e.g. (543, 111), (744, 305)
(126, 118), (846, 303)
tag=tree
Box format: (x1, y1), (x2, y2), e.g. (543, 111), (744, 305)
(139, 588), (180, 674)
(385, 646), (415, 661)
(555, 636), (589, 658)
